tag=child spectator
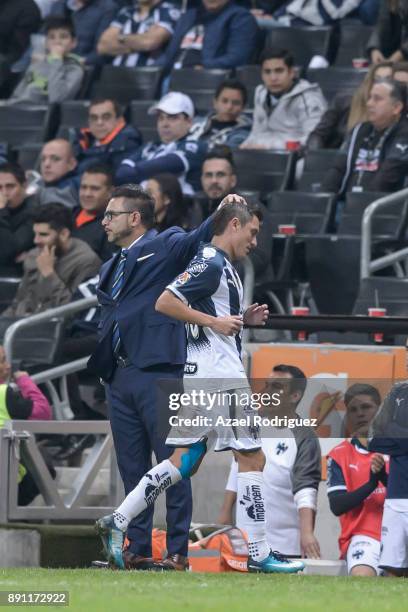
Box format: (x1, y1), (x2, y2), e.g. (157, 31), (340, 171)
(9, 16), (84, 106)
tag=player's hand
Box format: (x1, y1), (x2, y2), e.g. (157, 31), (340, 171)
(211, 315), (243, 336)
(301, 532), (321, 559)
(244, 303), (269, 326)
(218, 194), (247, 210)
(370, 453), (385, 474)
(36, 245), (56, 277)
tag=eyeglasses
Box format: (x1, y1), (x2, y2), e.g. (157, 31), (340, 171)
(103, 210), (133, 221)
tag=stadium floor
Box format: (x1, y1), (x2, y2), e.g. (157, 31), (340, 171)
(0, 570), (405, 611)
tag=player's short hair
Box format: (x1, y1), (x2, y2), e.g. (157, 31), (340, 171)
(344, 383), (381, 408)
(215, 79), (248, 106)
(260, 47), (294, 69)
(82, 163), (114, 186)
(0, 162), (26, 185)
(110, 184), (155, 230)
(272, 364), (307, 401)
(44, 16), (75, 38)
(203, 146), (236, 172)
(212, 201), (263, 235)
(32, 202), (73, 233)
(89, 97), (123, 118)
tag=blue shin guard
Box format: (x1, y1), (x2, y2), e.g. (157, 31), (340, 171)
(179, 440), (207, 478)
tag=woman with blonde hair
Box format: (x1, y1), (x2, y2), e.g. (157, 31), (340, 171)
(307, 61), (393, 149)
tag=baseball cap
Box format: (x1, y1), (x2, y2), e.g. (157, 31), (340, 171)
(148, 92), (195, 119)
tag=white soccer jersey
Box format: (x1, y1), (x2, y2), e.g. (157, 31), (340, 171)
(226, 426), (321, 555)
(167, 243), (247, 390)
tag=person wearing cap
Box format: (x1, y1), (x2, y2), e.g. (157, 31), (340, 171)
(115, 92), (207, 194)
(158, 0), (259, 73)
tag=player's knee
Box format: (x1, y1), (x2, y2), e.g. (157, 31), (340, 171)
(350, 565), (376, 577)
(178, 441), (207, 479)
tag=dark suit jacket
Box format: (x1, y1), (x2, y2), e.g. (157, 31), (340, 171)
(88, 217), (213, 381)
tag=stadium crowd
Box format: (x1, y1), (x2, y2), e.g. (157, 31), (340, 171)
(1, 0), (408, 576)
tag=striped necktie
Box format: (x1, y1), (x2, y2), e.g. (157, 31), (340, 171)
(111, 249), (129, 355)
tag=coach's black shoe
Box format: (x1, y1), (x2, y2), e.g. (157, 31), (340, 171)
(123, 551), (164, 571)
(159, 554), (189, 571)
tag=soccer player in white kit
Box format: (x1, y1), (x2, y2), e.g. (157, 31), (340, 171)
(96, 199), (304, 574)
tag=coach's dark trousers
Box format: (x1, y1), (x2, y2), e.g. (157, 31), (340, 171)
(106, 362), (192, 558)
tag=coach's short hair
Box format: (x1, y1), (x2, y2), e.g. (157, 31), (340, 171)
(272, 364), (307, 401)
(89, 97), (123, 118)
(344, 383), (381, 408)
(212, 201), (262, 235)
(82, 163), (114, 186)
(110, 184), (155, 230)
(260, 48), (294, 69)
(203, 145), (236, 172)
(32, 202), (73, 233)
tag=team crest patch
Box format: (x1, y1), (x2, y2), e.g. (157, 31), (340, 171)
(188, 262), (208, 277)
(202, 247), (216, 259)
(176, 271), (191, 285)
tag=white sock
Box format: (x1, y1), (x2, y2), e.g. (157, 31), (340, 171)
(236, 471), (269, 562)
(113, 459), (181, 531)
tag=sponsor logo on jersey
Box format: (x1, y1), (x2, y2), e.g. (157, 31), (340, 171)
(176, 271), (191, 285)
(276, 442), (288, 455)
(184, 362), (198, 374)
(188, 261), (208, 277)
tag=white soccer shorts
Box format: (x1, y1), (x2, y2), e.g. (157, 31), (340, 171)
(347, 535), (381, 575)
(379, 503), (408, 570)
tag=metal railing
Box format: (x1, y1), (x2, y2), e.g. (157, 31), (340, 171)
(0, 420), (123, 523)
(3, 297), (97, 363)
(361, 187), (408, 279)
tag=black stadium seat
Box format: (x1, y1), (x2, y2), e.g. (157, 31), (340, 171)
(307, 67), (366, 102)
(353, 277), (408, 317)
(0, 104), (58, 146)
(15, 143), (42, 170)
(90, 66), (162, 104)
(265, 26), (334, 69)
(266, 191), (335, 234)
(338, 192), (408, 239)
(233, 149), (297, 195)
(128, 100), (157, 142)
(57, 100), (90, 138)
(296, 149), (346, 192)
(335, 22), (374, 67)
(235, 65), (261, 108)
(168, 68), (231, 114)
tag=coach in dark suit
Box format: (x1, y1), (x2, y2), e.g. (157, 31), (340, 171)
(88, 184), (217, 570)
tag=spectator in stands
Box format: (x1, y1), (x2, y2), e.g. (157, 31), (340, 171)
(159, 0), (259, 73)
(33, 139), (80, 209)
(8, 17), (84, 106)
(393, 61), (408, 85)
(198, 148), (272, 275)
(147, 173), (202, 231)
(308, 62), (393, 150)
(0, 344), (54, 506)
(219, 364), (321, 559)
(322, 79), (408, 196)
(72, 164), (115, 261)
(116, 92), (206, 194)
(3, 203), (101, 318)
(71, 98), (142, 173)
(265, 0), (379, 26)
(241, 48), (326, 150)
(190, 79), (252, 149)
(97, 0), (180, 67)
(0, 163), (37, 277)
(368, 0), (408, 65)
(50, 0), (117, 65)
(0, 0), (42, 96)
(327, 383), (387, 576)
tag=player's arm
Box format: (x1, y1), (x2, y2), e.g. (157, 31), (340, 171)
(327, 455), (382, 516)
(156, 289), (242, 336)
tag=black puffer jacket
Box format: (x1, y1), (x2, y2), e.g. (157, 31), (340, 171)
(367, 0), (408, 58)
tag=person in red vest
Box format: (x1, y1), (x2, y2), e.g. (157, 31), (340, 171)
(327, 383), (388, 576)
